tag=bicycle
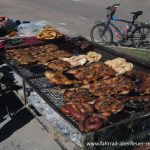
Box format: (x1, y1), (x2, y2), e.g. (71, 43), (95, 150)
(90, 4), (150, 48)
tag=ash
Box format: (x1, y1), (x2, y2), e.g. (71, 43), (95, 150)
(28, 91), (82, 147)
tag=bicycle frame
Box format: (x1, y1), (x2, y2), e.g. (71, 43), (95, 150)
(139, 23), (150, 38)
(104, 17), (138, 42)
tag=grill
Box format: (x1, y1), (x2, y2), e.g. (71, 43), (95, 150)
(2, 36), (150, 149)
(26, 77), (80, 130)
(4, 60), (47, 78)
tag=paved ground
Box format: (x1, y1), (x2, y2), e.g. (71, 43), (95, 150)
(0, 0), (150, 38)
(0, 93), (62, 150)
(0, 1), (150, 150)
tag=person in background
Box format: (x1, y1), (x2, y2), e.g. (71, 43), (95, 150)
(0, 17), (21, 37)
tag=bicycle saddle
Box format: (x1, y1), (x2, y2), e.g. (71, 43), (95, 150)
(131, 11), (143, 16)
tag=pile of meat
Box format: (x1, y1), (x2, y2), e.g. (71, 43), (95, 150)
(60, 67), (150, 132)
(63, 51), (102, 66)
(5, 41), (150, 133)
(45, 61), (134, 132)
(5, 43), (102, 68)
(60, 76), (133, 132)
(36, 26), (64, 40)
(5, 44), (72, 65)
(44, 63), (117, 85)
(57, 61), (150, 132)
(105, 57), (133, 75)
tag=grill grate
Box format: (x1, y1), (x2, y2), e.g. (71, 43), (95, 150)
(29, 77), (64, 107)
(33, 80), (63, 107)
(6, 59), (47, 78)
(27, 77), (79, 130)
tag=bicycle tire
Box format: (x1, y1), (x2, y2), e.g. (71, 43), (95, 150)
(131, 25), (150, 48)
(90, 23), (113, 45)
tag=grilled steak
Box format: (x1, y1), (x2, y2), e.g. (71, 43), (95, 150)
(47, 59), (71, 71)
(125, 70), (150, 94)
(89, 76), (135, 96)
(5, 44), (70, 65)
(45, 71), (75, 85)
(67, 63), (116, 83)
(94, 96), (125, 117)
(64, 88), (93, 102)
(52, 50), (73, 58)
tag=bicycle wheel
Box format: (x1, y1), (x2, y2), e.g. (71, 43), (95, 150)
(131, 25), (150, 48)
(90, 24), (113, 45)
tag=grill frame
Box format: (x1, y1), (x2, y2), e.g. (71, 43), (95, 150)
(1, 36), (150, 148)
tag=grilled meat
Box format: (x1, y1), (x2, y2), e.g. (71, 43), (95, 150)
(67, 63), (116, 83)
(38, 44), (59, 52)
(6, 44), (73, 65)
(125, 70), (150, 94)
(86, 51), (102, 64)
(5, 49), (16, 59)
(62, 55), (87, 67)
(34, 49), (71, 64)
(139, 77), (150, 94)
(36, 50), (72, 64)
(64, 88), (93, 102)
(125, 69), (148, 81)
(105, 57), (134, 75)
(47, 59), (71, 71)
(36, 26), (63, 40)
(62, 51), (102, 67)
(45, 71), (75, 85)
(53, 50), (73, 58)
(61, 102), (94, 121)
(89, 76), (135, 96)
(5, 44), (60, 65)
(17, 56), (36, 65)
(94, 96), (125, 117)
(79, 112), (107, 132)
(117, 95), (150, 102)
(35, 54), (55, 63)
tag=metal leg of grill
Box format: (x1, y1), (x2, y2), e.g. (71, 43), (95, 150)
(23, 80), (28, 105)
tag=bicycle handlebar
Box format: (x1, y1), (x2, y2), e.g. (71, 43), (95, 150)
(106, 4), (120, 19)
(106, 4), (120, 10)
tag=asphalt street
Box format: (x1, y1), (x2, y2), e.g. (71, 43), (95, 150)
(0, 0), (150, 38)
(0, 92), (62, 150)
